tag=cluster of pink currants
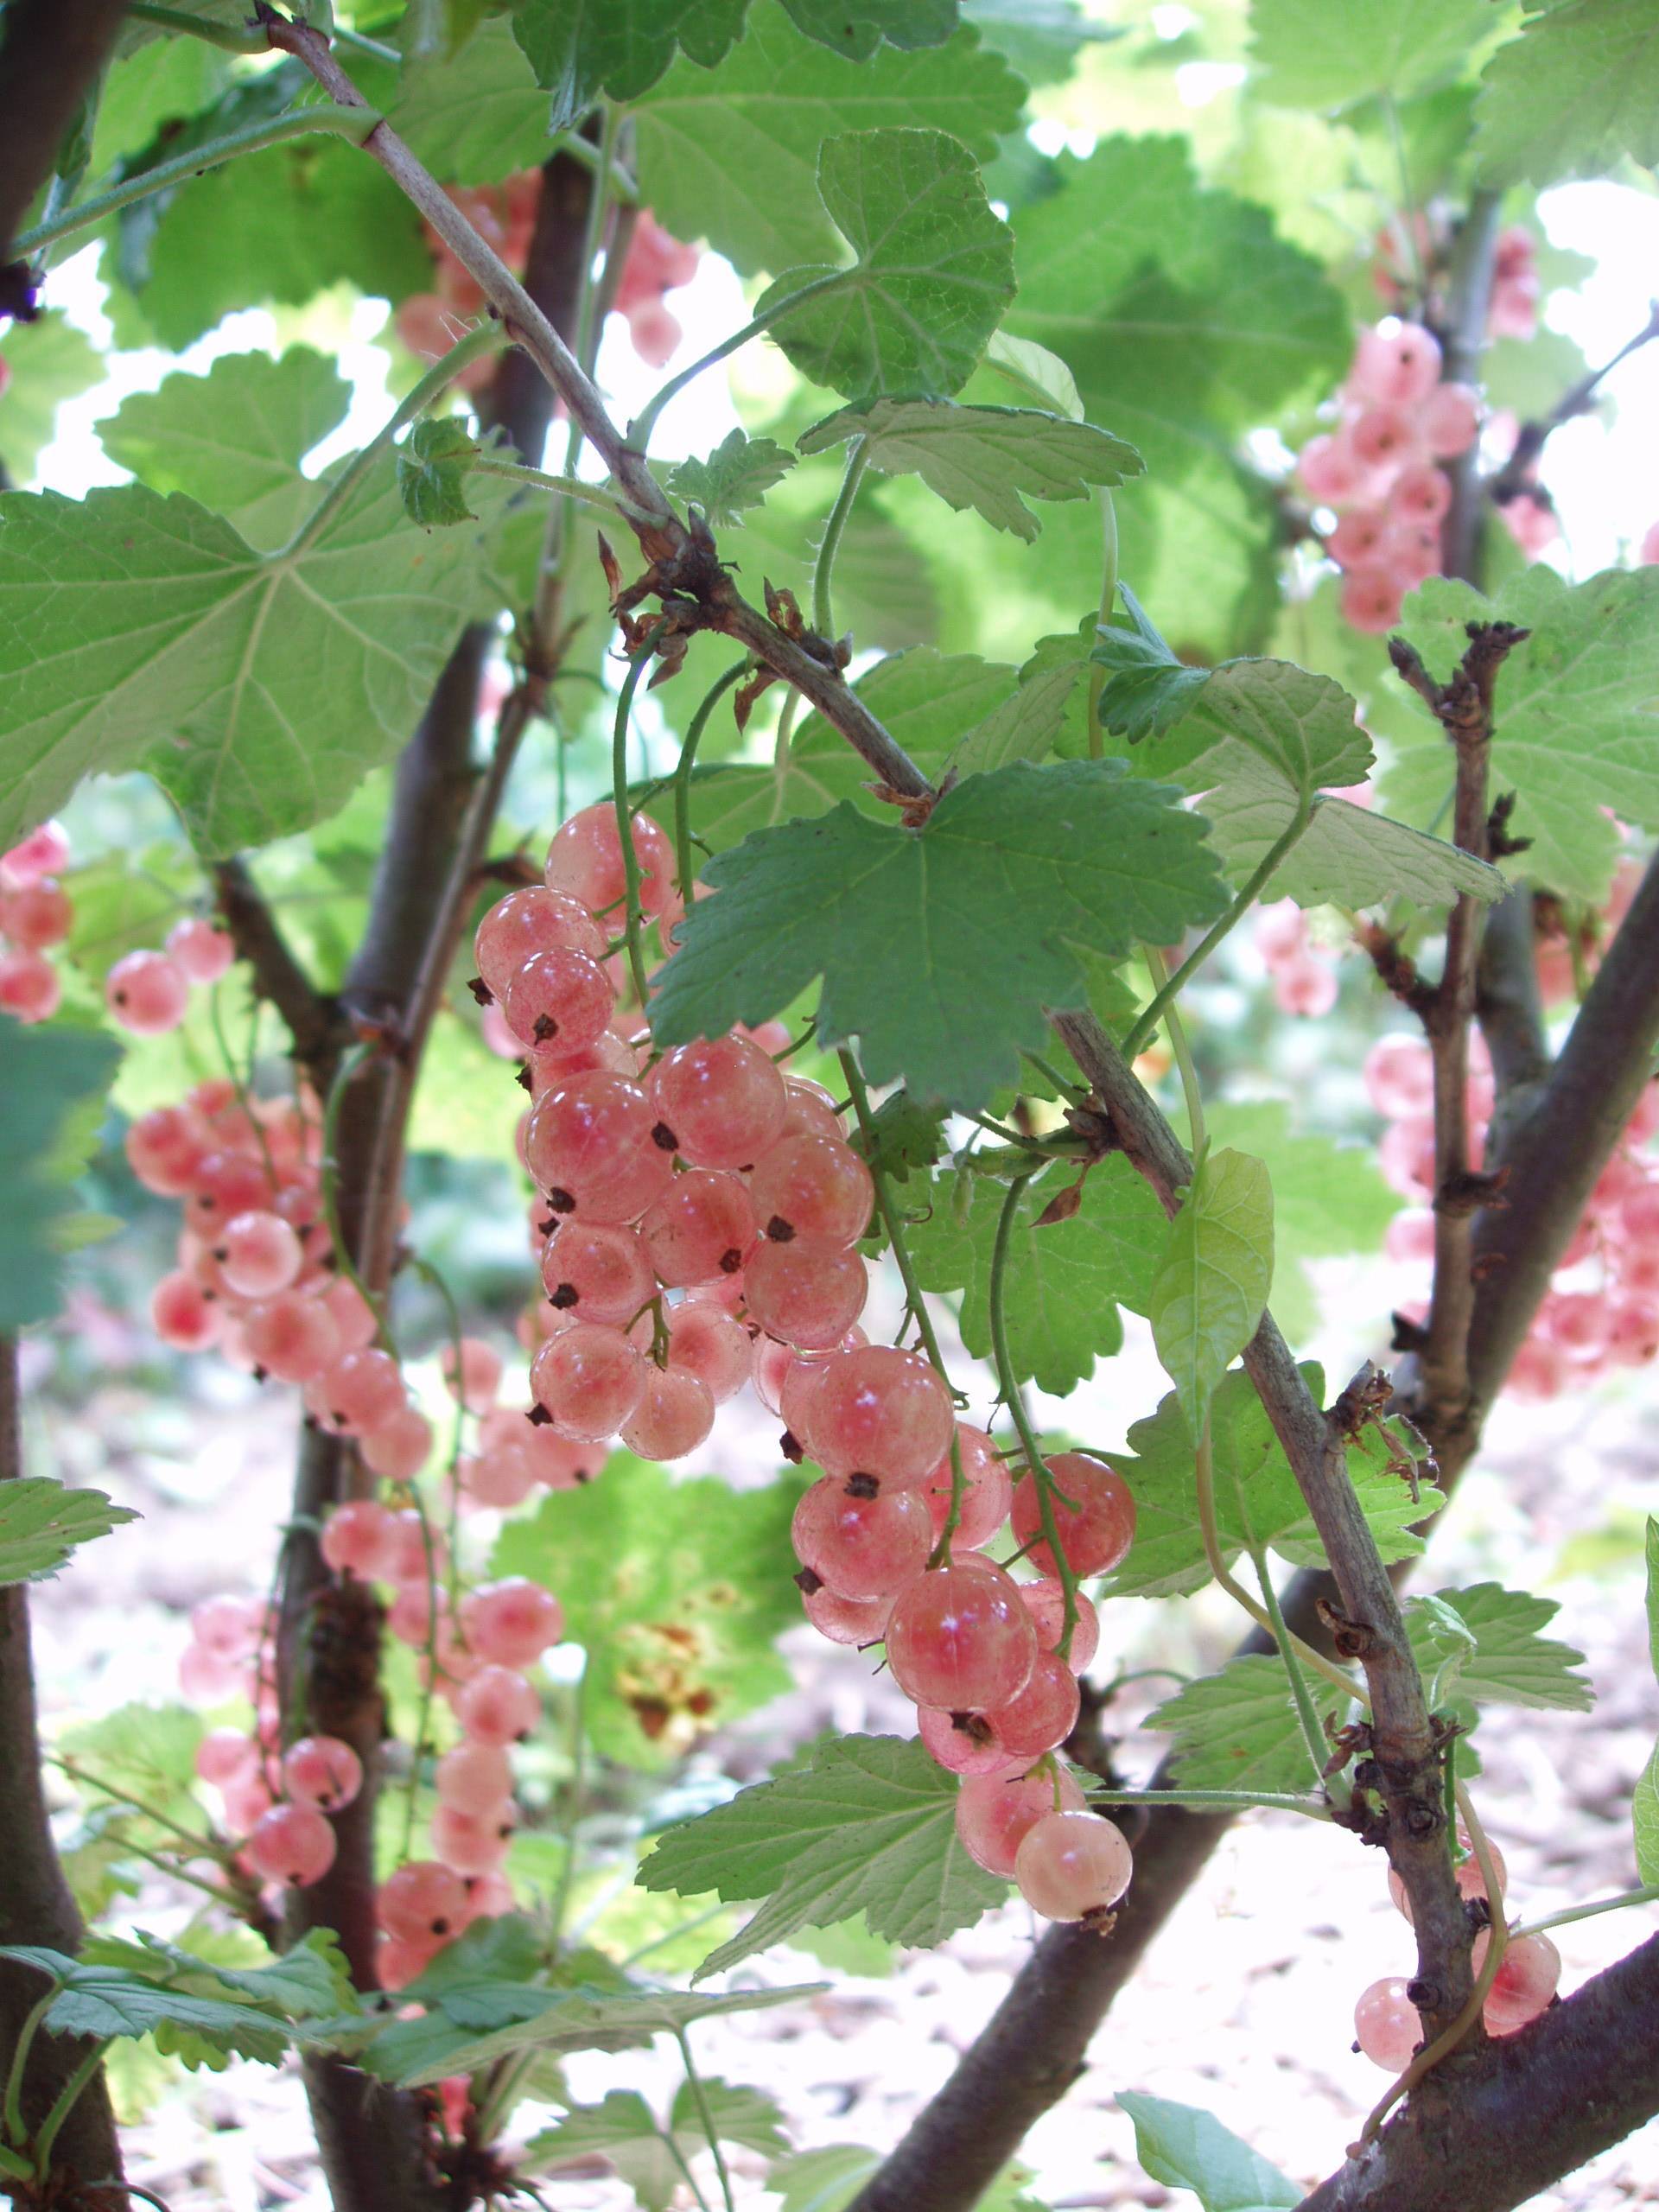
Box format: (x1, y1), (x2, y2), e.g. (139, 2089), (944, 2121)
(1370, 1029), (1659, 1395)
(1254, 895), (1340, 1018)
(396, 179), (699, 380)
(1296, 318), (1480, 635)
(1354, 1829), (1562, 2069)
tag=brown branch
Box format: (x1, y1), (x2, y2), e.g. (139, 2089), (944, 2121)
(212, 858), (352, 1093)
(1389, 624), (1529, 1431)
(1299, 1930), (1659, 2212)
(1485, 298), (1659, 510)
(0, 0), (129, 285)
(0, 1338), (125, 2201)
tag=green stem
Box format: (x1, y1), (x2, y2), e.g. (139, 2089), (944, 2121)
(653, 2118), (715, 2212)
(629, 269), (855, 451)
(1146, 944), (1205, 1150)
(675, 2028), (737, 2212)
(29, 2041), (111, 2174)
(124, 1), (264, 49)
(989, 1173), (1080, 1660)
(50, 1753), (232, 1860)
(1021, 1051), (1090, 1105)
(206, 980), (278, 1194)
(1246, 1529), (1343, 1805)
(280, 321), (504, 561)
(614, 622), (671, 1007)
(1122, 797), (1315, 1060)
(1510, 1883), (1659, 1941)
(1086, 1787), (1332, 1818)
(319, 1041), (393, 1349)
(772, 690), (803, 771)
(467, 458), (645, 522)
(1084, 490), (1119, 761)
(2, 1992), (56, 2147)
(547, 128), (640, 205)
(410, 1255), (467, 1618)
(839, 1052), (966, 1558)
(15, 104), (378, 260)
(674, 659), (748, 908)
(401, 1483), (446, 1862)
(814, 439), (869, 640)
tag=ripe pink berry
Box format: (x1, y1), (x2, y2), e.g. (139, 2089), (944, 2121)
(0, 820), (70, 888)
(441, 1335), (502, 1413)
(749, 1135), (874, 1249)
(1364, 1034), (1434, 1120)
(379, 1859), (470, 1943)
(1015, 1580), (1101, 1672)
(640, 1168), (758, 1287)
(804, 1346), (956, 1490)
(955, 1765), (1085, 1878)
(646, 1037), (787, 1171)
(283, 1735), (364, 1811)
(745, 1236), (869, 1351)
(165, 916), (236, 982)
(918, 1705), (1022, 1778)
(1339, 567), (1406, 634)
(1478, 1930), (1561, 2031)
(1327, 508), (1390, 569)
(151, 1269), (219, 1351)
(320, 1498), (399, 1580)
(455, 1663), (542, 1745)
(503, 946), (616, 1055)
(243, 1294), (340, 1383)
(460, 1578), (564, 1669)
(1297, 432), (1366, 506)
(0, 948), (62, 1022)
(435, 1740), (514, 1810)
(1354, 1977), (1423, 2069)
(191, 1592), (264, 1660)
(0, 878), (72, 950)
(105, 949), (189, 1034)
(658, 1295), (751, 1402)
(985, 1651), (1082, 1764)
(215, 1209), (304, 1300)
(531, 1319), (645, 1440)
(1274, 950), (1339, 1018)
(308, 1347), (406, 1436)
(360, 1404), (435, 1483)
(884, 1560), (1038, 1712)
(543, 801), (676, 921)
(125, 1104), (209, 1195)
(378, 1930), (439, 1990)
(779, 1077), (845, 1143)
(1010, 1453), (1135, 1580)
(245, 1802), (337, 1887)
(524, 1072), (673, 1220)
(431, 1800), (515, 1875)
(619, 1363), (715, 1460)
(922, 1425), (1013, 1551)
(461, 1441), (538, 1510)
(800, 1581), (893, 1646)
(1351, 320), (1443, 406)
(474, 888), (609, 1001)
(792, 1473), (933, 1601)
(1014, 1808), (1133, 1920)
(1392, 462), (1452, 526)
(541, 1219), (656, 1325)
(196, 1727), (258, 1788)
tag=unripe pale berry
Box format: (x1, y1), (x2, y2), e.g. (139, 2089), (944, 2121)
(245, 1802), (337, 1888)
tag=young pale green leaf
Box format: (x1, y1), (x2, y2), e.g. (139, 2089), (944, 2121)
(0, 462), (509, 856)
(1103, 1366), (1443, 1601)
(949, 630), (1088, 774)
(759, 130), (1015, 400)
(907, 1159), (1169, 1395)
(639, 1735), (1007, 1977)
(1384, 567), (1659, 901)
(779, 0), (959, 60)
(1148, 1656), (1352, 1795)
(530, 2080), (788, 2208)
(633, 16), (1025, 279)
(798, 397), (1141, 542)
(388, 16), (553, 183)
(847, 1089), (950, 1185)
(1149, 1150), (1274, 1433)
(1105, 652), (1373, 803)
(1474, 0), (1659, 185)
(668, 430), (796, 525)
(1119, 2092), (1300, 2212)
(1403, 1585), (1594, 1713)
(652, 759), (1229, 1113)
(511, 0), (747, 118)
(1249, 0), (1496, 112)
(1201, 1100), (1400, 1342)
(97, 348), (352, 553)
(0, 1019), (122, 1331)
(60, 1702), (207, 1834)
(981, 329), (1084, 418)
(0, 1479), (138, 1587)
(397, 419), (480, 527)
(0, 315), (105, 484)
(490, 1457), (802, 1766)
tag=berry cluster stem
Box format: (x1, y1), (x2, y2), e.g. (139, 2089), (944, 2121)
(613, 621), (671, 1007)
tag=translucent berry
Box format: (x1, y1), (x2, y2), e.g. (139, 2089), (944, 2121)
(166, 917), (236, 982)
(646, 1037), (787, 1170)
(543, 801), (676, 921)
(984, 1650), (1081, 1763)
(640, 1168), (757, 1287)
(749, 1135), (874, 1249)
(320, 1498), (398, 1579)
(1016, 1580), (1101, 1673)
(431, 1801), (515, 1875)
(1477, 1930), (1560, 2031)
(246, 1802), (337, 1888)
(791, 1473), (932, 1600)
(283, 1736), (364, 1812)
(524, 1073), (672, 1220)
(474, 886), (607, 998)
(243, 1294), (340, 1383)
(1014, 1808), (1133, 1920)
(455, 1663), (542, 1745)
(620, 1363), (715, 1459)
(1354, 1977), (1423, 2070)
(503, 946), (616, 1054)
(360, 1405), (435, 1483)
(215, 1209), (304, 1300)
(105, 949), (189, 1035)
(379, 1859), (469, 1943)
(531, 1319), (645, 1440)
(922, 1425), (1013, 1551)
(0, 949), (61, 1023)
(917, 1706), (1022, 1778)
(460, 1578), (564, 1669)
(541, 1220), (655, 1325)
(151, 1270), (219, 1351)
(0, 820), (70, 887)
(745, 1236), (868, 1351)
(955, 1765), (1085, 1878)
(309, 1347), (406, 1436)
(884, 1560), (1038, 1711)
(196, 1727), (257, 1788)
(800, 1581), (893, 1646)
(435, 1741), (513, 1811)
(1010, 1453), (1135, 1580)
(804, 1345), (955, 1489)
(658, 1295), (751, 1402)
(0, 878), (72, 950)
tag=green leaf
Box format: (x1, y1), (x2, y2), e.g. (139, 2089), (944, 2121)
(1105, 1366), (1443, 1602)
(97, 347), (353, 553)
(982, 330), (1084, 419)
(0, 1018), (122, 1329)
(531, 2080), (788, 2208)
(964, 0), (1108, 86)
(639, 1734), (1007, 1978)
(1475, 0), (1659, 185)
(0, 1479), (137, 1586)
(1249, 0), (1495, 111)
(1149, 1149), (1274, 1433)
(1404, 1584), (1594, 1713)
(490, 1458), (802, 1766)
(758, 129), (1014, 400)
(1210, 790), (1503, 911)
(1201, 1100), (1400, 1343)
(0, 315), (104, 485)
(779, 0), (959, 60)
(397, 418), (480, 527)
(668, 431), (796, 525)
(633, 16), (1026, 279)
(950, 630), (1089, 774)
(771, 2146), (884, 2212)
(511, 0), (747, 117)
(1383, 568), (1659, 901)
(907, 1158), (1169, 1395)
(847, 1089), (950, 1185)
(75, 1926), (356, 2071)
(652, 759), (1229, 1114)
(1098, 639), (1370, 801)
(0, 1949), (293, 2065)
(1148, 1656), (1351, 1795)
(388, 16), (552, 183)
(118, 123), (430, 353)
(798, 397), (1141, 543)
(1119, 2092), (1300, 2212)
(60, 1702), (206, 1832)
(0, 460), (509, 856)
